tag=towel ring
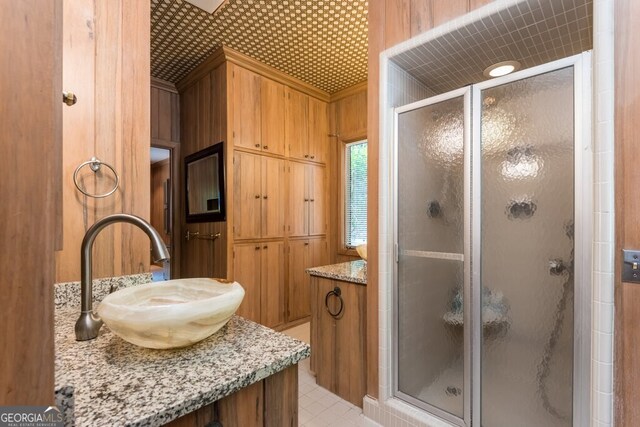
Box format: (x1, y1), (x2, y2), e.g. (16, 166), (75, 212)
(73, 157), (120, 198)
(325, 286), (344, 318)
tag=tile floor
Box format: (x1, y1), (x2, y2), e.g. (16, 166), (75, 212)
(282, 323), (365, 427)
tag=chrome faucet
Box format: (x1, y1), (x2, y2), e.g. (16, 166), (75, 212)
(75, 213), (170, 341)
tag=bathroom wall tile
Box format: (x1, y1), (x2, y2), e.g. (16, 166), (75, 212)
(594, 330), (613, 364)
(593, 301), (614, 334)
(594, 361), (613, 394)
(593, 391), (613, 423)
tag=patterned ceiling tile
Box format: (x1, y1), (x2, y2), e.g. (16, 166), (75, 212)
(151, 0), (368, 93)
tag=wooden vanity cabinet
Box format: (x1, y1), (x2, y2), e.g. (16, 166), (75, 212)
(287, 238), (327, 322)
(310, 277), (366, 408)
(165, 364), (298, 427)
(288, 162), (326, 237)
(233, 152), (286, 240)
(233, 241), (286, 328)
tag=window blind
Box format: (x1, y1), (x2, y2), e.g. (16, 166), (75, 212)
(345, 140), (368, 248)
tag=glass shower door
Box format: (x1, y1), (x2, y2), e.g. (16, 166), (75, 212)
(478, 67), (575, 427)
(394, 88), (470, 425)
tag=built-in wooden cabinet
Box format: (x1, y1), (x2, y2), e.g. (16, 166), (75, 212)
(234, 152), (286, 240)
(286, 88), (328, 163)
(231, 65), (262, 152)
(287, 238), (328, 322)
(289, 162), (326, 237)
(233, 241), (285, 328)
(179, 47), (329, 331)
(308, 97), (328, 163)
(311, 276), (366, 407)
(165, 364), (298, 427)
(261, 78), (286, 156)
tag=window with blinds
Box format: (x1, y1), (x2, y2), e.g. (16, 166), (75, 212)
(344, 140), (368, 249)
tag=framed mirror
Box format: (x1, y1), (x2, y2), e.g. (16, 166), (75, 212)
(185, 142), (226, 223)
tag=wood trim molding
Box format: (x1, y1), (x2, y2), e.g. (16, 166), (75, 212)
(177, 45), (331, 102)
(151, 76), (178, 93)
(329, 80), (367, 103)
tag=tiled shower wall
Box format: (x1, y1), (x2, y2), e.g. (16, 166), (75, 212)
(367, 0), (615, 426)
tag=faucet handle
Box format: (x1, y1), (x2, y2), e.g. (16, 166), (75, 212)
(109, 283), (117, 294)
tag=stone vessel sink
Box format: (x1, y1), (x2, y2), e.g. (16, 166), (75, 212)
(97, 278), (245, 349)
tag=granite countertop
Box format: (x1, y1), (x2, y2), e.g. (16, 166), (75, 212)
(54, 275), (309, 427)
(306, 260), (367, 285)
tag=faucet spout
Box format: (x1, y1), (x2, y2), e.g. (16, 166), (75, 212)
(75, 213), (170, 341)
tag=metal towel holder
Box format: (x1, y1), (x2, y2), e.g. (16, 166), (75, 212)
(73, 157), (120, 198)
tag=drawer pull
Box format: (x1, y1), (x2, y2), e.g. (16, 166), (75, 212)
(325, 286), (344, 318)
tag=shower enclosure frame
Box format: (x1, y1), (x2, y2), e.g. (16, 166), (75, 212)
(390, 52), (592, 427)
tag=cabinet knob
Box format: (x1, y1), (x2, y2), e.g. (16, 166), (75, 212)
(255, 143), (261, 148)
(310, 155), (315, 159)
(255, 246), (261, 250)
(310, 199), (315, 202)
(62, 91), (77, 106)
(263, 145), (268, 150)
(255, 195), (260, 199)
(263, 195), (268, 199)
(304, 198), (309, 202)
(304, 154), (309, 158)
(263, 245), (268, 249)
(304, 242), (309, 246)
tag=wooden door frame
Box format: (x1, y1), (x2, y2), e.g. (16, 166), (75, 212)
(151, 139), (181, 279)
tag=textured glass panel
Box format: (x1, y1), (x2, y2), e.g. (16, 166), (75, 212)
(480, 67), (574, 427)
(396, 96), (464, 419)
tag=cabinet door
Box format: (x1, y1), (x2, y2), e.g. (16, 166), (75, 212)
(309, 164), (326, 236)
(231, 65), (261, 151)
(233, 243), (262, 323)
(288, 162), (308, 237)
(308, 97), (328, 163)
(261, 79), (286, 156)
(260, 241), (285, 328)
(309, 237), (328, 269)
(261, 157), (286, 239)
(315, 277), (337, 391)
(285, 88), (309, 160)
(233, 151), (262, 240)
(287, 239), (311, 321)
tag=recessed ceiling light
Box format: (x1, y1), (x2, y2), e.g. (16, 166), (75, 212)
(483, 61), (521, 78)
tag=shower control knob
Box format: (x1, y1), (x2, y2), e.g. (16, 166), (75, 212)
(548, 259), (567, 275)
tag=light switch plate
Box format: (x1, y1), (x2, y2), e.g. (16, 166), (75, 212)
(622, 249), (640, 283)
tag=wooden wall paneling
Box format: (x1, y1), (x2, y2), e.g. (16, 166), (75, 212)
(264, 365), (298, 427)
(615, 0), (640, 424)
(179, 65), (228, 280)
(385, 0), (411, 48)
(410, 0), (433, 37)
(151, 87), (159, 140)
(231, 64), (261, 152)
(116, 0), (150, 276)
(171, 91), (181, 142)
(233, 151), (262, 240)
(261, 157), (286, 239)
(336, 91), (368, 138)
(367, 0), (384, 400)
(217, 380), (264, 426)
(150, 159), (171, 244)
(56, 0), (150, 282)
(308, 97), (329, 163)
(261, 78), (286, 156)
(157, 88), (173, 141)
(56, 0), (97, 282)
(0, 0), (60, 405)
(233, 243), (262, 322)
(288, 162), (309, 237)
(261, 241), (286, 329)
(285, 88), (309, 160)
(431, 0), (469, 28)
(309, 164), (326, 236)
